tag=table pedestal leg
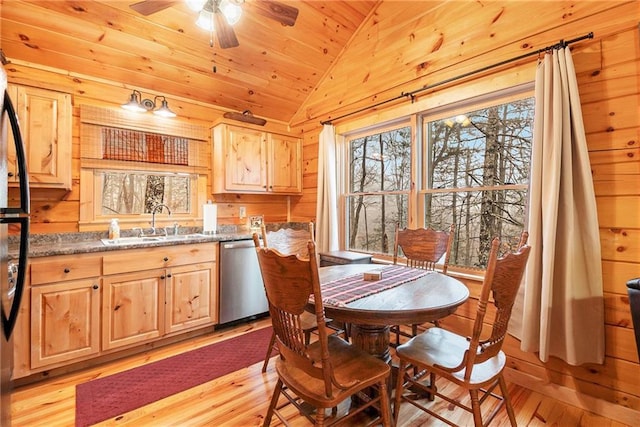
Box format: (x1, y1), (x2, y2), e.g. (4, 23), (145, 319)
(348, 323), (392, 416)
(349, 323), (391, 363)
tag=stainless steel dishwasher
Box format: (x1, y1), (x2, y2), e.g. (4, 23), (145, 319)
(218, 239), (269, 324)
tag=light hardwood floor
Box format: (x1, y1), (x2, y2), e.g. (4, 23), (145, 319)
(12, 317), (631, 426)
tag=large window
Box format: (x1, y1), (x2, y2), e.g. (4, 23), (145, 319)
(423, 99), (534, 269)
(346, 124), (411, 255)
(343, 92), (534, 270)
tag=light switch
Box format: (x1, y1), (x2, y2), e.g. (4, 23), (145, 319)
(239, 206), (246, 219)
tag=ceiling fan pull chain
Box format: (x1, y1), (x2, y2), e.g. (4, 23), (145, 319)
(209, 13), (215, 47)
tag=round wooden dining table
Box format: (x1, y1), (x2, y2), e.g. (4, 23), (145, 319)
(316, 263), (470, 363)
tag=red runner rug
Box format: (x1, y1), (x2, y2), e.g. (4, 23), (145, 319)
(75, 326), (273, 427)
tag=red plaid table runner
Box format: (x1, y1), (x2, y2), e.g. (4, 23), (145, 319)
(316, 265), (432, 307)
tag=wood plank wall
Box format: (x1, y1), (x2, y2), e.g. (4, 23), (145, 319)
(289, 1), (640, 423)
(2, 0), (638, 422)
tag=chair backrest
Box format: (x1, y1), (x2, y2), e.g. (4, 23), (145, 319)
(252, 236), (346, 397)
(394, 224), (455, 273)
(260, 222), (315, 257)
(462, 231), (530, 380)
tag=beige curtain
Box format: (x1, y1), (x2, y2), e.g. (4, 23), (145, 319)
(315, 124), (339, 253)
(520, 47), (604, 365)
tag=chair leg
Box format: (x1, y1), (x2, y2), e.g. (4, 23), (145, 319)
(393, 359), (408, 424)
(263, 378), (283, 427)
(262, 331), (277, 373)
(498, 375), (517, 426)
(469, 389), (483, 427)
(315, 406), (325, 426)
(378, 380), (392, 427)
(428, 372), (436, 401)
(341, 322), (350, 341)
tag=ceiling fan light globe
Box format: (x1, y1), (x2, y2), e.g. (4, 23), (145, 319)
(185, 0), (208, 12)
(196, 10), (215, 31)
(219, 0), (242, 25)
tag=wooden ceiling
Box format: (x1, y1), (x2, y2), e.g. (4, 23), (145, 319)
(0, 0), (377, 124)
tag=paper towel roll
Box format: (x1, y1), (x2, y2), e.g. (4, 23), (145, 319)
(203, 203), (217, 234)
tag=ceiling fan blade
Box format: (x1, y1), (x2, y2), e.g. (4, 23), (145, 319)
(253, 0), (299, 27)
(130, 0), (178, 16)
(214, 12), (240, 49)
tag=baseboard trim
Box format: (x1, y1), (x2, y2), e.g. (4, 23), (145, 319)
(504, 367), (639, 426)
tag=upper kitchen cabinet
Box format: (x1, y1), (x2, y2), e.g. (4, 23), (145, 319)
(211, 123), (302, 195)
(7, 84), (72, 191)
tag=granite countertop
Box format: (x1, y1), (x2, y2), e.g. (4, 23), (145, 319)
(8, 222), (311, 258)
(9, 225), (262, 258)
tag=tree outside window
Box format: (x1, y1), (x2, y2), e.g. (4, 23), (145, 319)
(424, 99), (533, 268)
(346, 126), (411, 255)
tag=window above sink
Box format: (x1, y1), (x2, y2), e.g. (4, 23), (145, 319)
(78, 105), (210, 232)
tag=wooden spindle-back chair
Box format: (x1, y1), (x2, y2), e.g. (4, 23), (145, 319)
(393, 231), (530, 427)
(392, 224), (455, 344)
(257, 222), (317, 373)
(254, 237), (392, 426)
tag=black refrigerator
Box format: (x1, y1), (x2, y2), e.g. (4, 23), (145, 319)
(0, 64), (30, 425)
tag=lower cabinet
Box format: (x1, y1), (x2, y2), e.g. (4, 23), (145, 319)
(19, 242), (218, 378)
(165, 262), (216, 334)
(30, 278), (101, 369)
(102, 270), (164, 351)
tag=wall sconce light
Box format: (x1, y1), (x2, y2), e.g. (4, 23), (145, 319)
(121, 90), (177, 118)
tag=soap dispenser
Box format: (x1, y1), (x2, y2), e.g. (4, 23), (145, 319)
(108, 219), (120, 240)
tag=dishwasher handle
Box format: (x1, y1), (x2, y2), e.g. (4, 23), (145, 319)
(221, 240), (257, 250)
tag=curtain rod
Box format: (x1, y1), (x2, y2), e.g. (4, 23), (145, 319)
(320, 32), (594, 126)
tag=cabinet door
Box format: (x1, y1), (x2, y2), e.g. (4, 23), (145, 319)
(31, 279), (101, 369)
(10, 84), (72, 190)
(223, 125), (267, 192)
(102, 270), (164, 350)
(268, 133), (302, 194)
(165, 262), (217, 334)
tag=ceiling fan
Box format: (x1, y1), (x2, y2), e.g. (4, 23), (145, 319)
(129, 0), (299, 49)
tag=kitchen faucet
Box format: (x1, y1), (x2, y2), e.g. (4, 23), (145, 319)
(151, 203), (172, 235)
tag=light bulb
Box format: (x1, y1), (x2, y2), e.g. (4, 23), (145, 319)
(196, 9), (215, 31)
(185, 0), (207, 12)
(219, 0), (242, 25)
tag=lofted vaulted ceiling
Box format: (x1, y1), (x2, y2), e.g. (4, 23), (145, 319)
(0, 0), (377, 124)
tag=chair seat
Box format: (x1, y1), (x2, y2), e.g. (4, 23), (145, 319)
(396, 327), (506, 387)
(276, 335), (390, 408)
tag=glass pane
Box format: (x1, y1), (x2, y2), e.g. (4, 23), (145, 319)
(347, 194), (408, 255)
(349, 127), (411, 193)
(427, 100), (533, 190)
(425, 189), (527, 269)
(101, 172), (191, 215)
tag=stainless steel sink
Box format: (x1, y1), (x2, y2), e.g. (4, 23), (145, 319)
(101, 233), (210, 246)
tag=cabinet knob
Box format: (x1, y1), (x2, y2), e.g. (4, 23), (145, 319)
(7, 172), (14, 178)
(167, 273), (172, 278)
(64, 268), (70, 273)
(92, 284), (99, 290)
(160, 275), (165, 279)
(163, 257), (169, 262)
